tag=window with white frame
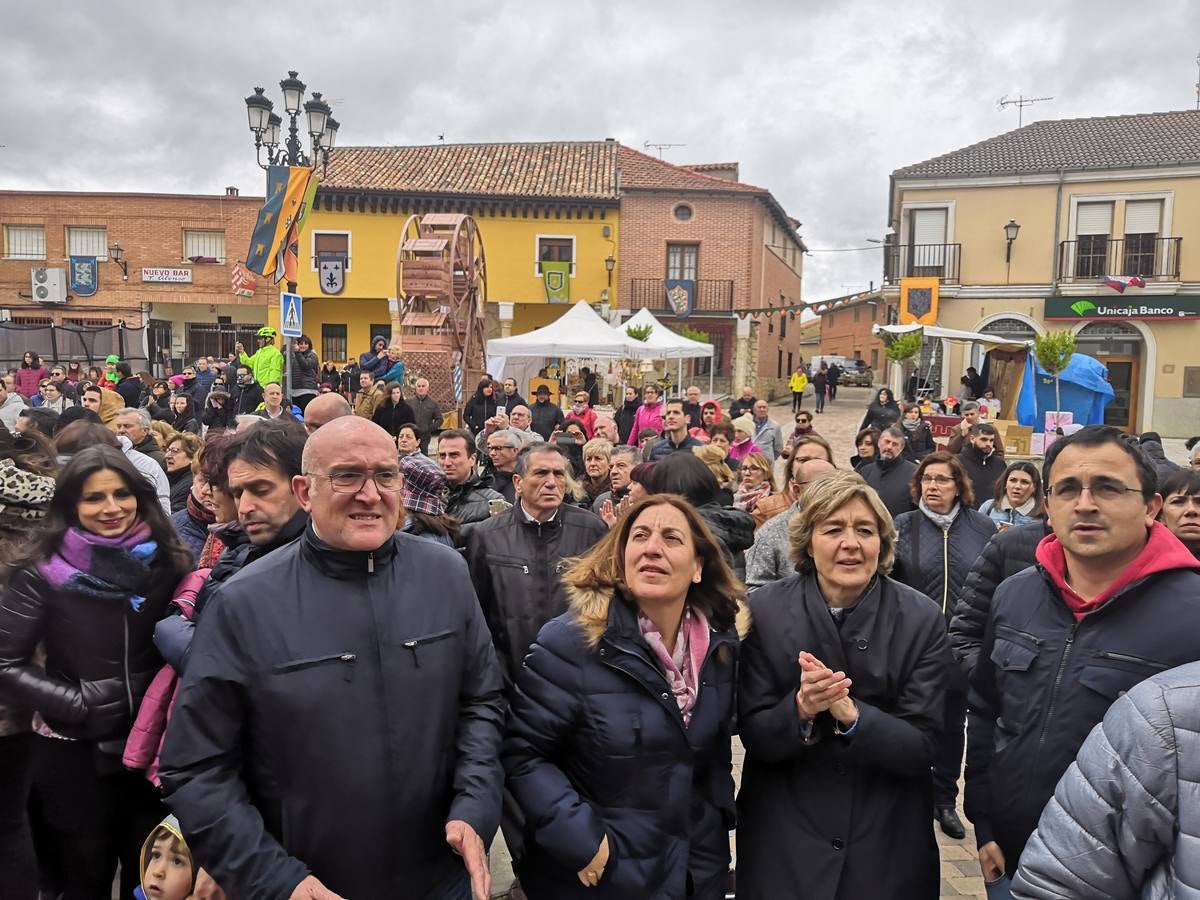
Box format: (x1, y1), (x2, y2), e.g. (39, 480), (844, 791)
(183, 229), (226, 263)
(312, 232), (351, 270)
(66, 226), (108, 260)
(1122, 200), (1162, 277)
(907, 208), (947, 275)
(4, 225), (46, 260)
(1074, 202), (1113, 278)
(536, 236), (575, 275)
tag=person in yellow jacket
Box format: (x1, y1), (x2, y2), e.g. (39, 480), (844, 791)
(235, 326), (284, 389)
(789, 363), (809, 413)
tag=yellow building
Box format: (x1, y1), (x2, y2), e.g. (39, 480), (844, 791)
(885, 110), (1200, 436)
(295, 141), (619, 362)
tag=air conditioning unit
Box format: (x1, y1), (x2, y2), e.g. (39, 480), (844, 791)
(31, 267), (67, 304)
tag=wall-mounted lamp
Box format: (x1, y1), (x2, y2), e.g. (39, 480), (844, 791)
(109, 242), (129, 281)
(1003, 219), (1020, 263)
(604, 254), (615, 288)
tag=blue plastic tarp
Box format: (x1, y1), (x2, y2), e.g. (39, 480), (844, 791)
(1016, 352), (1114, 428)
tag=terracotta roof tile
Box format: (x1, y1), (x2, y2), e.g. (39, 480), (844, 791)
(894, 110), (1200, 179)
(323, 141), (620, 200)
(618, 146), (764, 193)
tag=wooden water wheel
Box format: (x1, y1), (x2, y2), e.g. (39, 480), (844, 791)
(395, 213), (488, 415)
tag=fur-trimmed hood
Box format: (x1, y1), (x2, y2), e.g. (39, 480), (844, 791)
(567, 581), (752, 650)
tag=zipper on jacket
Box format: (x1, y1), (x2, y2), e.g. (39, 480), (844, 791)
(995, 623), (1043, 646)
(1097, 650), (1166, 670)
(1036, 621), (1079, 755)
(941, 530), (949, 614)
(123, 617), (134, 717)
(274, 653), (358, 682)
(402, 630), (454, 667)
(367, 552), (374, 574)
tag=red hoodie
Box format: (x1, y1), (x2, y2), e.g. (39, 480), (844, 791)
(1036, 522), (1200, 621)
(689, 400), (724, 442)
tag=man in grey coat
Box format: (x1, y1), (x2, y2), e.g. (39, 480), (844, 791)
(751, 399), (785, 465)
(408, 377), (444, 453)
(745, 458), (835, 588)
(1013, 660), (1200, 899)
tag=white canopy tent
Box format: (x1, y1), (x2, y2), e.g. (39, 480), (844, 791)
(486, 301), (648, 393)
(872, 322), (1030, 348)
(486, 300), (646, 358)
(617, 307), (716, 398)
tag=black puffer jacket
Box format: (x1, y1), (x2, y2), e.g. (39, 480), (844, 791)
(860, 456), (918, 519)
(0, 563), (175, 751)
(893, 506), (998, 623)
(289, 348), (320, 392)
(446, 473), (504, 529)
(697, 502), (755, 582)
(948, 521), (1049, 680)
(463, 392), (499, 435)
(1140, 440), (1181, 481)
(504, 588), (739, 900)
(465, 503), (607, 682)
(371, 398), (415, 437)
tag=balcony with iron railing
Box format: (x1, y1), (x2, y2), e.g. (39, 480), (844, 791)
(883, 243), (962, 285)
(625, 278), (736, 315)
(1057, 236), (1181, 282)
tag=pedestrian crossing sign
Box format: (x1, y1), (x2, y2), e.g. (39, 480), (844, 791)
(281, 292), (303, 338)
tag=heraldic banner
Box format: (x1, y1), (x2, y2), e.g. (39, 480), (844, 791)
(542, 260), (571, 302)
(68, 256), (98, 296)
(664, 278), (695, 318)
(899, 277), (939, 325)
(245, 165), (314, 281)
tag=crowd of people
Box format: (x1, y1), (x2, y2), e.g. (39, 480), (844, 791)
(3, 344), (1200, 899)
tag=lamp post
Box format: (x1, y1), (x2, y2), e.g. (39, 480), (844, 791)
(243, 71), (342, 405)
(1004, 219), (1020, 284)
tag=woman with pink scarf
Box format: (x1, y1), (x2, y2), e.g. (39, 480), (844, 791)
(727, 413), (764, 464)
(503, 494), (747, 899)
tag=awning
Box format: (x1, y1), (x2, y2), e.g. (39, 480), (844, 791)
(618, 308), (714, 360)
(485, 300), (647, 358)
(873, 322), (1030, 350)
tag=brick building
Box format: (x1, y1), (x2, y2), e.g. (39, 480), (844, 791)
(616, 148), (807, 396)
(0, 189), (275, 371)
(810, 290), (895, 372)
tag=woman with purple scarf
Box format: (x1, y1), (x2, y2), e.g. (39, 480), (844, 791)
(0, 445), (192, 899)
(503, 494), (747, 899)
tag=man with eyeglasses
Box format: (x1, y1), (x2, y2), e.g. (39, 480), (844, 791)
(965, 425), (1200, 892)
(47, 364), (78, 401)
(162, 416), (505, 900)
(486, 429), (522, 503)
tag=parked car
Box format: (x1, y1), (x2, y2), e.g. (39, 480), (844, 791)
(840, 360), (874, 387)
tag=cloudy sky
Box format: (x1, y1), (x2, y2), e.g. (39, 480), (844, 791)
(3, 0), (1198, 299)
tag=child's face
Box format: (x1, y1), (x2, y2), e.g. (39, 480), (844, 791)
(144, 835), (192, 900)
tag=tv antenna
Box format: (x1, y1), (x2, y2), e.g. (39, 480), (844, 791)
(997, 94), (1053, 128)
(643, 140), (686, 159)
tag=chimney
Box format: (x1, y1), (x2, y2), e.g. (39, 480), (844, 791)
(225, 186), (239, 197)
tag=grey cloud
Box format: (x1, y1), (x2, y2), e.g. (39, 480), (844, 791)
(2, 0), (1197, 297)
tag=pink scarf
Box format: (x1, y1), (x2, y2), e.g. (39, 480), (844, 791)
(638, 606), (710, 727)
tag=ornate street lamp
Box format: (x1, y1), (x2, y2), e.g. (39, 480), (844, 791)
(245, 71), (339, 174)
(1004, 219), (1021, 263)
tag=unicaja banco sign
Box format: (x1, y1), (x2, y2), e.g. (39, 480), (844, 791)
(1044, 296), (1200, 320)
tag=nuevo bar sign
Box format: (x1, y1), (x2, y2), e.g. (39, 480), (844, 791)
(1045, 296), (1200, 320)
(141, 267), (193, 283)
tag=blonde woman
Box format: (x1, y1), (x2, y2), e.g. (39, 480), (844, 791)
(692, 443), (734, 498)
(737, 470), (951, 899)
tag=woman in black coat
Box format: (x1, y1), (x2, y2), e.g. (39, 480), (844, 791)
(461, 377), (499, 435)
(504, 494), (746, 899)
(737, 469), (950, 899)
(891, 451), (996, 840)
(860, 387), (902, 432)
(613, 386), (642, 445)
(899, 403), (936, 461)
(371, 382), (416, 437)
(0, 446), (192, 899)
(169, 393), (201, 435)
(319, 360), (342, 394)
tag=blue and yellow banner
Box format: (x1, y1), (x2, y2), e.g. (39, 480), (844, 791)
(542, 260), (571, 302)
(245, 165), (314, 280)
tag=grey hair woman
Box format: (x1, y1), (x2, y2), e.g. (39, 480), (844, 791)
(737, 469), (951, 899)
